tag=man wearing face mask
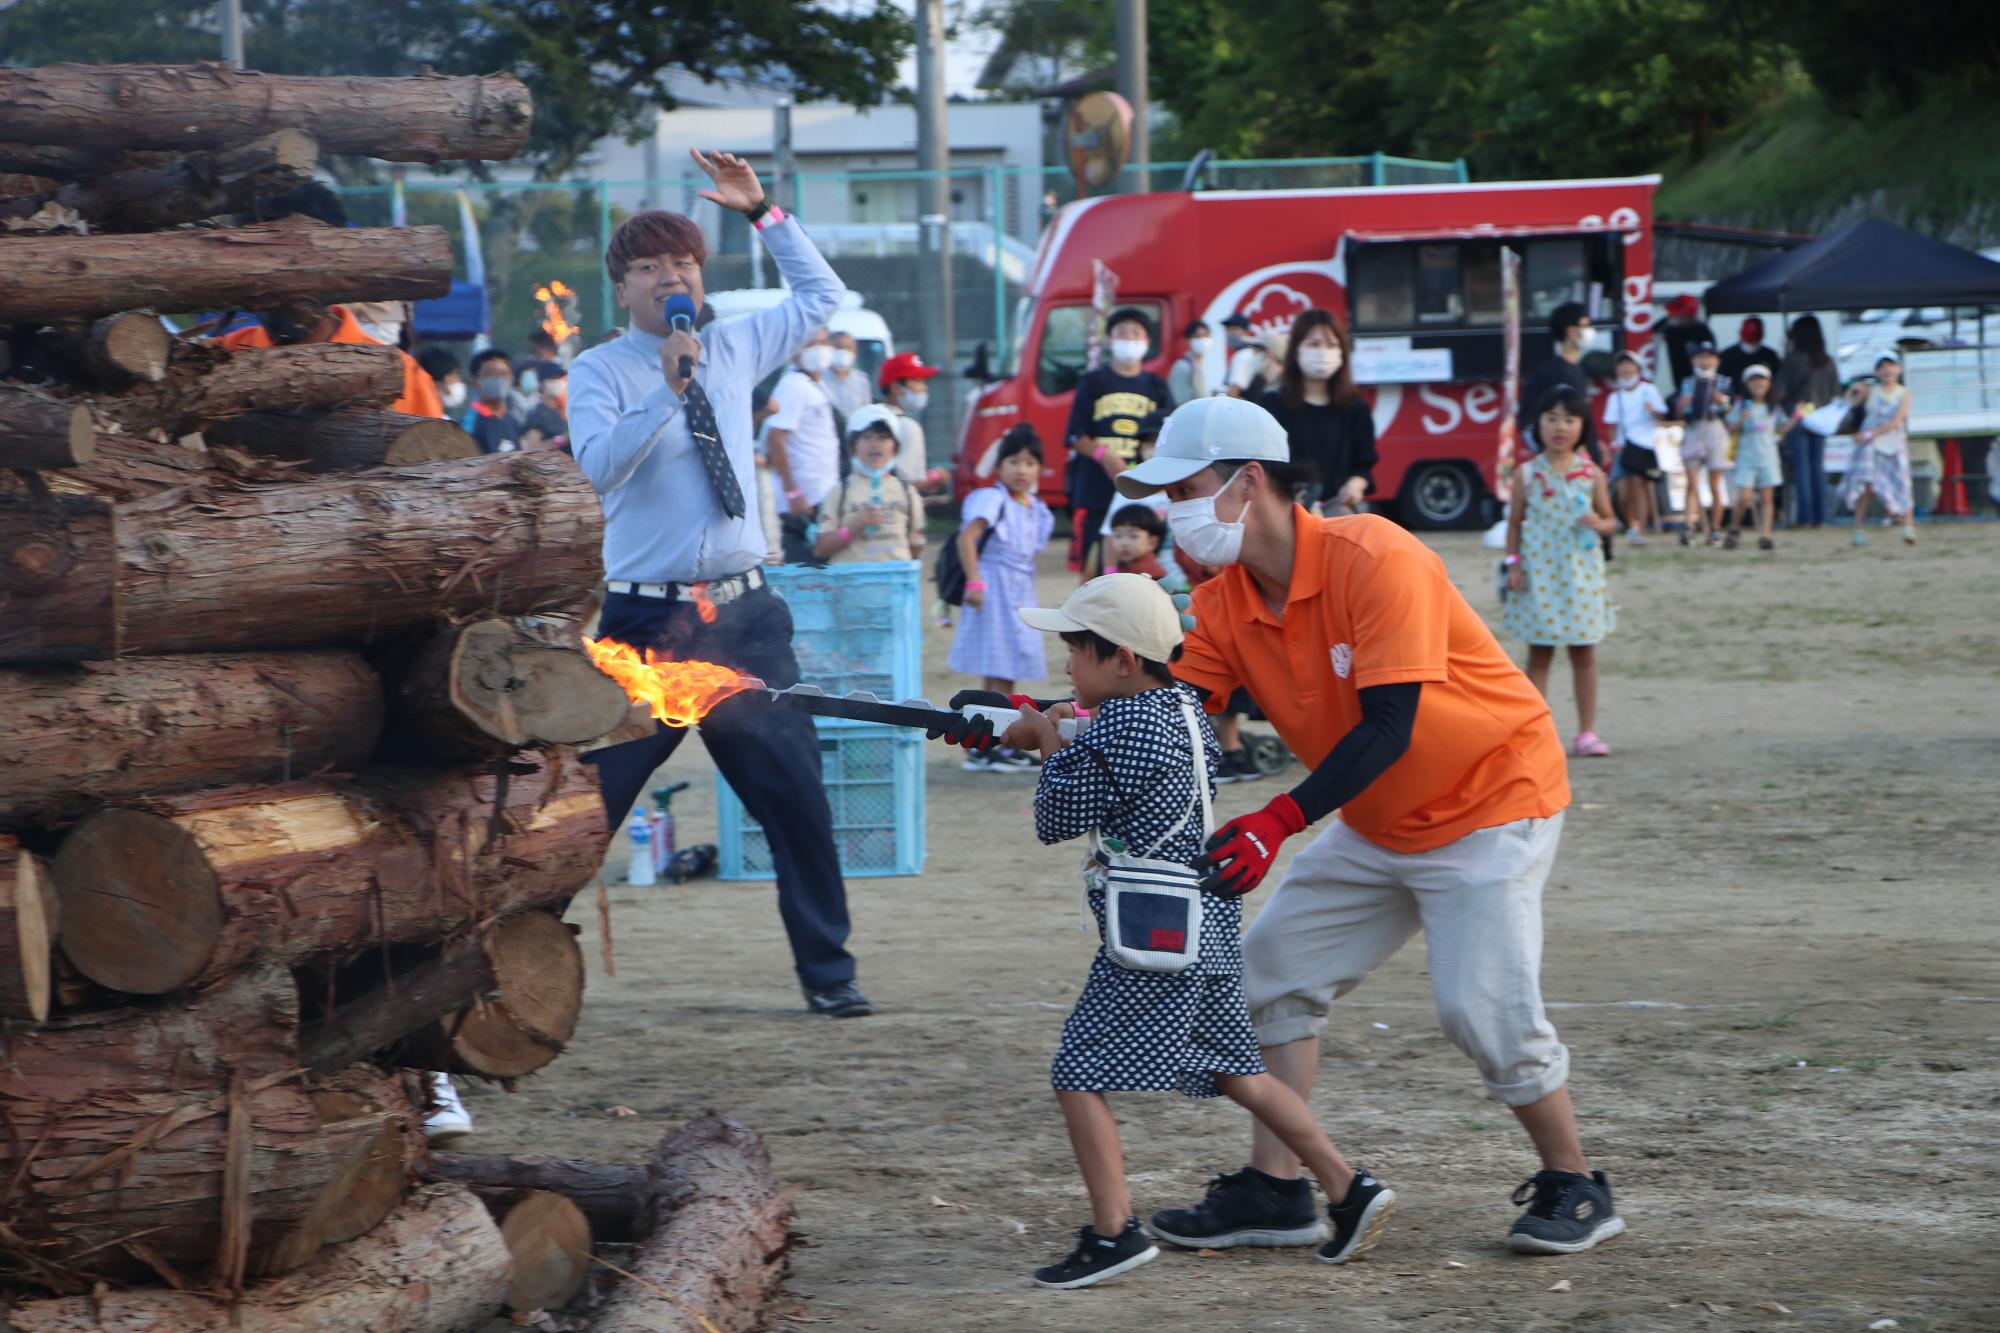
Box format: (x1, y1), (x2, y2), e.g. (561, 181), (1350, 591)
(1220, 313), (1262, 400)
(1101, 396), (1621, 1261)
(1170, 319), (1213, 403)
(462, 348), (525, 453)
(766, 329), (842, 563)
(823, 330), (873, 417)
(418, 348), (468, 416)
(879, 351), (942, 489)
(1062, 307), (1175, 578)
(521, 361), (570, 452)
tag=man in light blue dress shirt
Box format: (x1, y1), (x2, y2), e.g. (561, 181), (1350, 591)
(569, 150), (871, 1018)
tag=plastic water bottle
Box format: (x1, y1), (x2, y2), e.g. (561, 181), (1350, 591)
(625, 810), (656, 886)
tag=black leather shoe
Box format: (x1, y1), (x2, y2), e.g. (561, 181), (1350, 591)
(804, 980), (874, 1018)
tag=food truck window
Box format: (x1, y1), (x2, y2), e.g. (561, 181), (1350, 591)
(1462, 244), (1504, 325)
(1415, 245), (1463, 324)
(1523, 239), (1589, 319)
(1351, 248), (1414, 329)
(1036, 300), (1165, 397)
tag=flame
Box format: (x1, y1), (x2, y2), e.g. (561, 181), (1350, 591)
(583, 638), (756, 727)
(689, 582), (718, 624)
(535, 279), (578, 347)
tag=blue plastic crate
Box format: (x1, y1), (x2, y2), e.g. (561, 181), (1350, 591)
(715, 720), (926, 879)
(764, 561), (922, 702)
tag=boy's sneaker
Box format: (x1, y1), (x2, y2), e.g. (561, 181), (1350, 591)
(1505, 1169), (1625, 1254)
(1215, 748), (1263, 784)
(1032, 1218), (1158, 1290)
(423, 1073), (473, 1142)
(1147, 1167), (1327, 1249)
(1318, 1167), (1395, 1264)
(982, 746), (1040, 772)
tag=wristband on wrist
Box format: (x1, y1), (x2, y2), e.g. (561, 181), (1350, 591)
(749, 202), (786, 230)
(785, 487), (804, 500)
(1504, 553), (1522, 566)
(965, 579), (987, 592)
(1092, 444), (1109, 463)
(836, 525), (852, 543)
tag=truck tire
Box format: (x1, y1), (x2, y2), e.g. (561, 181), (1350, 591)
(1399, 461), (1485, 530)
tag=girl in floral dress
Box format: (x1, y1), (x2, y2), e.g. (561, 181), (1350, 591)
(1503, 385), (1620, 757)
(951, 425), (1057, 770)
(1841, 356), (1918, 546)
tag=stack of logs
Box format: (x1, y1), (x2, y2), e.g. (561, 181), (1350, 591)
(0, 63), (793, 1333)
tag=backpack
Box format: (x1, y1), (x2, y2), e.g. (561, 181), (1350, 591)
(935, 494), (1004, 607)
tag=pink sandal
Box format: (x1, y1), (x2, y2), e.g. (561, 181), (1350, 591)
(1572, 731), (1611, 758)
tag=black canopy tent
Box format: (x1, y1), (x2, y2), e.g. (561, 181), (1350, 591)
(1702, 217), (2000, 314)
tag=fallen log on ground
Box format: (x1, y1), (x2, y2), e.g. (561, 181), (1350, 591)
(0, 494), (119, 664)
(0, 649), (383, 830)
(0, 966), (389, 1288)
(0, 130), (318, 232)
(587, 1113), (796, 1333)
(393, 617), (631, 761)
(0, 1181), (512, 1331)
(50, 750), (605, 995)
(0, 389), (93, 470)
(426, 1151), (654, 1245)
(206, 406), (477, 472)
(90, 341), (406, 439)
(0, 834), (55, 1023)
(397, 910), (585, 1081)
(0, 64), (533, 164)
(0, 222), (453, 324)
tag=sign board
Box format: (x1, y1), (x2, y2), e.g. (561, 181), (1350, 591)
(1353, 338), (1453, 385)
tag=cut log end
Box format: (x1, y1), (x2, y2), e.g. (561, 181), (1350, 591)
(431, 619), (633, 755)
(94, 311), (172, 385)
(1, 839), (54, 1023)
(496, 1190), (591, 1314)
(427, 910), (584, 1079)
(50, 807), (220, 995)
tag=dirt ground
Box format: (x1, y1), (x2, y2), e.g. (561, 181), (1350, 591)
(473, 522), (2000, 1332)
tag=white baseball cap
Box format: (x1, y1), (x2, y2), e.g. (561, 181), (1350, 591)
(1018, 573), (1184, 664)
(845, 404), (901, 439)
(1115, 395), (1290, 498)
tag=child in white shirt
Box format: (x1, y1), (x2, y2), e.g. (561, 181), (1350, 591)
(1602, 350), (1669, 545)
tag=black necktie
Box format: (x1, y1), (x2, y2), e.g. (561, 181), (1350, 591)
(683, 378), (745, 520)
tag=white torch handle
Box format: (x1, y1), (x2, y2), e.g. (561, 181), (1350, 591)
(960, 705), (1082, 740)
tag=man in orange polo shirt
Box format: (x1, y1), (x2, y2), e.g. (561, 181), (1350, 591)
(1116, 396), (1623, 1260)
(217, 302), (445, 419)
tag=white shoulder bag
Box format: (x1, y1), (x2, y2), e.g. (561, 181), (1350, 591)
(1094, 698), (1214, 974)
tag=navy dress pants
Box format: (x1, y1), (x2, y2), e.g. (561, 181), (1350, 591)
(587, 586), (856, 992)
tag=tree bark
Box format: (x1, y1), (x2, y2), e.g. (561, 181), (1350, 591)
(114, 448), (602, 657)
(0, 130), (319, 232)
(206, 407), (477, 472)
(0, 143), (113, 180)
(1, 1182), (513, 1332)
(0, 494), (119, 664)
(394, 618), (632, 761)
(425, 1152), (654, 1245)
(0, 388), (94, 469)
(588, 1114), (796, 1333)
(0, 649), (383, 831)
(262, 1067), (422, 1273)
(0, 64), (532, 164)
(0, 966), (390, 1289)
(91, 341), (406, 439)
(0, 222), (453, 325)
(50, 749), (606, 996)
(0, 834), (55, 1023)
(399, 910), (585, 1081)
(43, 310), (172, 389)
(489, 1190), (591, 1314)
(298, 938), (494, 1077)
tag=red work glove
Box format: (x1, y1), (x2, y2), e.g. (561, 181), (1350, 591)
(1196, 793), (1307, 896)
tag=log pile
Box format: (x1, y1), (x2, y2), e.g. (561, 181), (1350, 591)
(0, 62), (764, 1333)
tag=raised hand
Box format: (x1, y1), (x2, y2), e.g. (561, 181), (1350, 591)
(691, 149), (766, 214)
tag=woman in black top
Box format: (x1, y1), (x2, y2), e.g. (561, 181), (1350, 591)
(1258, 309), (1377, 512)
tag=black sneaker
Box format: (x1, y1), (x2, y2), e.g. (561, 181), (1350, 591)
(1215, 749), (1264, 784)
(1318, 1167), (1395, 1264)
(1032, 1218), (1158, 1290)
(803, 981), (873, 1018)
(1147, 1167), (1327, 1249)
(1505, 1169), (1625, 1254)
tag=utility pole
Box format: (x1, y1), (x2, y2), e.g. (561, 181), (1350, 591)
(221, 0), (245, 68)
(773, 96), (796, 215)
(1115, 0), (1149, 192)
(914, 0), (957, 454)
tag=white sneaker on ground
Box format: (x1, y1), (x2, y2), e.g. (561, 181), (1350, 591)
(424, 1072), (473, 1142)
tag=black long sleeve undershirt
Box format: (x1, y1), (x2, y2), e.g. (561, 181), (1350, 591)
(1282, 681), (1421, 825)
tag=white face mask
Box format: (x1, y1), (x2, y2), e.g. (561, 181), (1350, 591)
(833, 348), (856, 371)
(1616, 373), (1639, 389)
(1110, 338), (1149, 366)
(1188, 336), (1211, 357)
(799, 345), (834, 374)
(442, 381), (468, 410)
(1168, 471), (1251, 567)
(1298, 346), (1343, 379)
(900, 387), (929, 413)
(1582, 327), (1612, 353)
(358, 321), (403, 347)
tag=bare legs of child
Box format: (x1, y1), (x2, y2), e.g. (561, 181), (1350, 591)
(1617, 474), (1655, 541)
(1730, 485), (1776, 547)
(981, 675), (1014, 695)
(1526, 644), (1604, 755)
(1848, 483), (1916, 546)
(1057, 1075), (1357, 1240)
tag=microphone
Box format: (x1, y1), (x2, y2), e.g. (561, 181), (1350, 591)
(663, 293), (698, 380)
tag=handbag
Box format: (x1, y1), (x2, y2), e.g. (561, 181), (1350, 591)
(1093, 697), (1214, 974)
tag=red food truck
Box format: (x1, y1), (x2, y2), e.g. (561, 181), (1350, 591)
(954, 174), (1661, 528)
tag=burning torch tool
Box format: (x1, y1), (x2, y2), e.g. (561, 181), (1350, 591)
(741, 681), (1083, 741)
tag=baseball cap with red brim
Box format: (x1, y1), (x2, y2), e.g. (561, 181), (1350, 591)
(878, 351), (939, 390)
(1113, 395), (1290, 499)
